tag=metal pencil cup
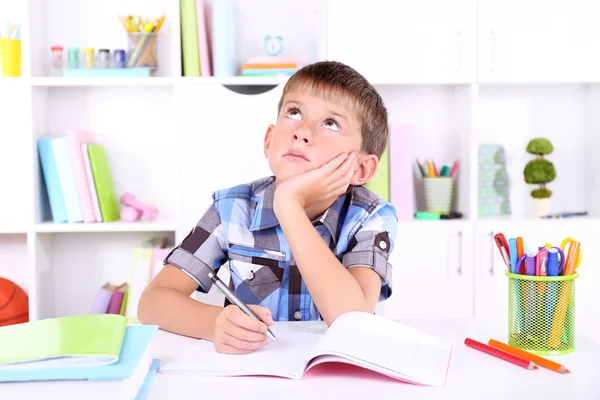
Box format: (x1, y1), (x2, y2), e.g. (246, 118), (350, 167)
(506, 271), (578, 356)
(423, 177), (454, 212)
(0, 38), (21, 77)
(127, 32), (158, 69)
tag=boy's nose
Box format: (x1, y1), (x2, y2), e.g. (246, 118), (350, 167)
(293, 127), (313, 144)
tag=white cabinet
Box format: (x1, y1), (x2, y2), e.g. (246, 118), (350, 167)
(478, 0), (600, 82)
(325, 0), (476, 83)
(381, 221), (473, 319)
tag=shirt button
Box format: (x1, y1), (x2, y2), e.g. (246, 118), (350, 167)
(379, 240), (387, 250)
(294, 311), (302, 320)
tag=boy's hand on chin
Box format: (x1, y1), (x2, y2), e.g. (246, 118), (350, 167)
(274, 152), (356, 213)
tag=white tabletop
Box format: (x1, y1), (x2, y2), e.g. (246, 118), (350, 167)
(148, 318), (600, 400)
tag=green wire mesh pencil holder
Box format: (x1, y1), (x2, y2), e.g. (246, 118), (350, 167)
(506, 271), (578, 356)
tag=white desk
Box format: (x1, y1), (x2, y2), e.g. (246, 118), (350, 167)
(147, 319), (600, 400)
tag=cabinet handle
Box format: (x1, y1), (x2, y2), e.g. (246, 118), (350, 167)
(456, 30), (463, 73)
(490, 30), (496, 73)
(457, 230), (463, 276)
(489, 231), (495, 276)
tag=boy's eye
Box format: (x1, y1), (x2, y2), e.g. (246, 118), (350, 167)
(323, 119), (340, 132)
(286, 108), (302, 120)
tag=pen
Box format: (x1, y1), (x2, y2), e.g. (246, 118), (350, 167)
(208, 271), (277, 340)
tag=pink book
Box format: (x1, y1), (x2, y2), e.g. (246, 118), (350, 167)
(389, 124), (414, 220)
(196, 0), (212, 76)
(66, 129), (97, 222)
(152, 246), (173, 279)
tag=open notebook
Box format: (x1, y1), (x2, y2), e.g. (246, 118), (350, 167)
(159, 311), (452, 386)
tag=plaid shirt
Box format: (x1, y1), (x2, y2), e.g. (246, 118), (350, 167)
(165, 176), (398, 321)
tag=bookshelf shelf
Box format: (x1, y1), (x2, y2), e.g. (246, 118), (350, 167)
(33, 221), (178, 233)
(1, 0), (599, 339)
(30, 77), (176, 87)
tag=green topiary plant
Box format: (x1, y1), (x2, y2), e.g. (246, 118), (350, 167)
(523, 138), (556, 198)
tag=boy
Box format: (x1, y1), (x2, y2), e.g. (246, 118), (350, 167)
(138, 61), (398, 355)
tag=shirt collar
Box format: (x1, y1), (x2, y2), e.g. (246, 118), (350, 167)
(249, 176), (348, 243)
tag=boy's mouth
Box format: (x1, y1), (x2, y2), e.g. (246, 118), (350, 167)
(283, 149), (309, 162)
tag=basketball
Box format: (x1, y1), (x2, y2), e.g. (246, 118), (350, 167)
(0, 277), (29, 327)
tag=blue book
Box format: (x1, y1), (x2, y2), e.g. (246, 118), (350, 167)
(0, 325), (159, 399)
(38, 138), (67, 223)
(52, 137), (83, 222)
(0, 324), (158, 382)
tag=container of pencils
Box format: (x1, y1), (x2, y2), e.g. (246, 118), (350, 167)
(506, 271), (578, 355)
(0, 38), (21, 77)
(127, 32), (158, 69)
(423, 177), (453, 213)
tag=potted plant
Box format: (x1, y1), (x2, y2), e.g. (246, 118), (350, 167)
(523, 138), (556, 217)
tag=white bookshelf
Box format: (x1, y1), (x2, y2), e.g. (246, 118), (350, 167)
(0, 0), (598, 340)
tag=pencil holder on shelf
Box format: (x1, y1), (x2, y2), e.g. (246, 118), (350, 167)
(506, 271), (578, 356)
(127, 32), (158, 69)
(0, 38), (21, 77)
(423, 177), (453, 213)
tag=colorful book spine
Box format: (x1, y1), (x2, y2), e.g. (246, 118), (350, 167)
(364, 144), (390, 202)
(51, 137), (83, 223)
(66, 129), (97, 223)
(87, 144), (120, 222)
(82, 143), (103, 222)
(211, 0), (236, 76)
(37, 138), (68, 223)
(180, 0), (200, 76)
(389, 124), (414, 220)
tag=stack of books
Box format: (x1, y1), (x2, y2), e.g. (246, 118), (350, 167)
(240, 56), (307, 77)
(478, 144), (511, 217)
(90, 283), (129, 315)
(37, 129), (120, 224)
(0, 314), (159, 398)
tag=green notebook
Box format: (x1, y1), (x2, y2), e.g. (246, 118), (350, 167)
(87, 144), (120, 222)
(0, 314), (127, 369)
(365, 144), (390, 201)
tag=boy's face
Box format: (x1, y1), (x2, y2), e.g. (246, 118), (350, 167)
(263, 90), (366, 184)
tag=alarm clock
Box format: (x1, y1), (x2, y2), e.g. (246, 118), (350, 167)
(264, 35), (283, 56)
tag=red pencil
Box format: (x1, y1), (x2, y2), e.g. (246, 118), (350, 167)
(464, 338), (538, 370)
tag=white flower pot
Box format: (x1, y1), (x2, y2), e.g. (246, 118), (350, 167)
(533, 198), (551, 218)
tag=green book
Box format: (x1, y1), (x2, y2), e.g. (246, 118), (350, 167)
(0, 314), (127, 369)
(87, 144), (120, 222)
(180, 0), (200, 76)
(364, 144), (390, 201)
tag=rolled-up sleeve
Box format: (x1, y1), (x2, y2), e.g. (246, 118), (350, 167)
(341, 203), (397, 300)
(164, 203), (227, 292)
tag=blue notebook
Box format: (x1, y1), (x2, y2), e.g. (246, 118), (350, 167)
(0, 324), (158, 383)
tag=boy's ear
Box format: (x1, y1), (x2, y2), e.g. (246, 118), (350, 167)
(263, 124), (275, 157)
(350, 153), (379, 186)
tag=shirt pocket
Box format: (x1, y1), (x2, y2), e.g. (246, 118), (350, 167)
(226, 243), (285, 308)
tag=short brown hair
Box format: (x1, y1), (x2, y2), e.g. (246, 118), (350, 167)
(277, 61), (389, 159)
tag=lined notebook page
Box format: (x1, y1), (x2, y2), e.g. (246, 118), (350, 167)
(159, 333), (321, 379)
(306, 312), (452, 386)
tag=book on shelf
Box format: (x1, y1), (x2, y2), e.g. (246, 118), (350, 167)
(37, 130), (120, 224)
(159, 311), (453, 387)
(126, 237), (174, 321)
(0, 314), (159, 399)
(89, 237), (172, 320)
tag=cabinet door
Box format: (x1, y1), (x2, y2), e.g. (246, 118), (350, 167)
(325, 0), (476, 83)
(381, 221), (473, 319)
(478, 0), (600, 82)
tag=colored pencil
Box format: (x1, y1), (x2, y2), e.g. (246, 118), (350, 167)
(464, 338), (538, 370)
(488, 339), (569, 374)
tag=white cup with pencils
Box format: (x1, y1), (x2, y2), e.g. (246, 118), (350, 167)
(418, 160), (459, 213)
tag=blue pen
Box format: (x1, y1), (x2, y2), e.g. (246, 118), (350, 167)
(547, 248), (560, 276)
(509, 238), (517, 273)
